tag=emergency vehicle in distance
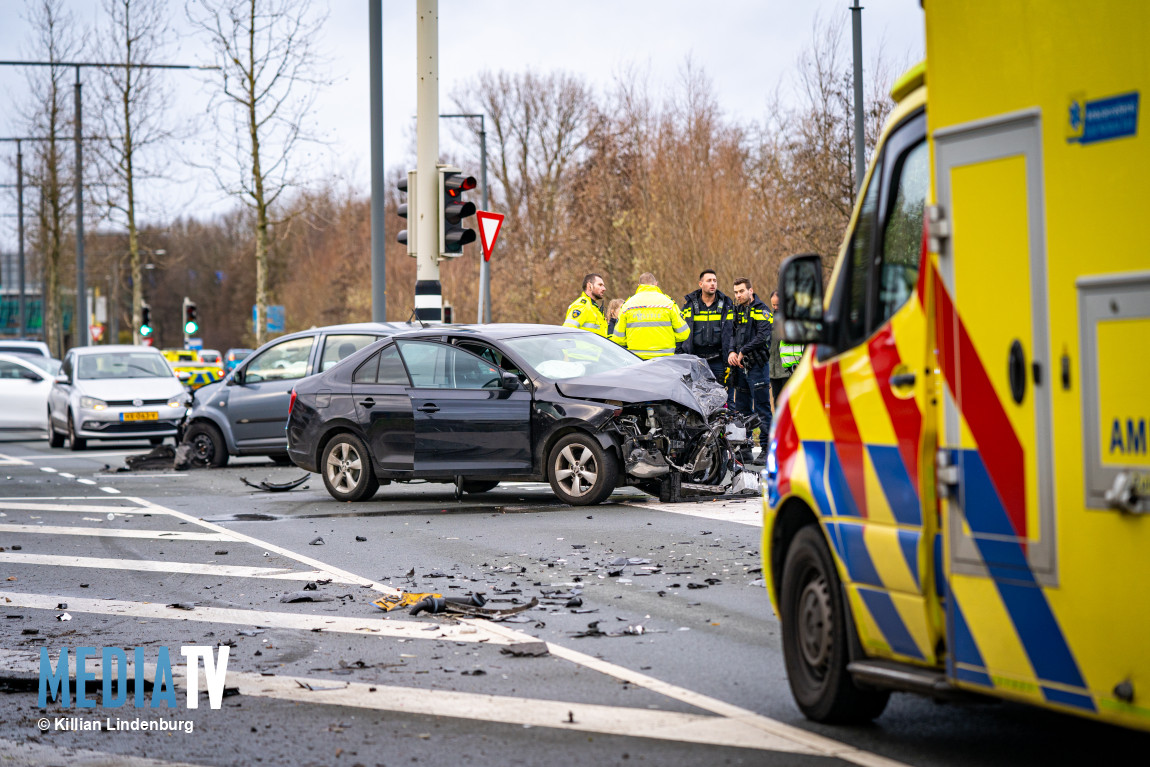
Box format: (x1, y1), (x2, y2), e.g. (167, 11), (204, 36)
(763, 0), (1148, 731)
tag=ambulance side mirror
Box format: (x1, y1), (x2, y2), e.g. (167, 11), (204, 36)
(778, 253), (826, 345)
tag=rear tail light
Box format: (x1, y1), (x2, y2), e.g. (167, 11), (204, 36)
(288, 389), (297, 415)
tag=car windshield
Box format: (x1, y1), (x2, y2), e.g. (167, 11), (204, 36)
(503, 332), (641, 380)
(13, 353), (59, 374)
(77, 352), (172, 379)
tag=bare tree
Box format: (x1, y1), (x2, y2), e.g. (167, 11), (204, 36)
(91, 0), (175, 344)
(20, 0), (83, 356)
(187, 0), (328, 344)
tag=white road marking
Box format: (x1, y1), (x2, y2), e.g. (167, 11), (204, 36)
(0, 736), (213, 767)
(0, 501), (147, 513)
(0, 649), (819, 756)
(627, 497), (763, 527)
(0, 523), (233, 542)
(0, 593), (497, 643)
(95, 473), (187, 479)
(23, 450), (143, 460)
(58, 472), (75, 478)
(100, 486), (121, 494)
(0, 452), (32, 466)
(0, 551), (360, 583)
(76, 478), (96, 485)
(39, 466), (57, 473)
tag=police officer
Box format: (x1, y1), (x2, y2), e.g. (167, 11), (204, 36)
(563, 273), (608, 337)
(611, 272), (690, 359)
(679, 269), (734, 395)
(768, 289), (805, 406)
(729, 277), (771, 464)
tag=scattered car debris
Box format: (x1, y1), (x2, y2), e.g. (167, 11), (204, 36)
(279, 592), (334, 603)
(120, 445), (178, 472)
(21, 628), (39, 635)
(570, 621), (647, 638)
(355, 536), (367, 542)
(56, 602), (67, 610)
(373, 591), (539, 620)
(56, 613), (72, 621)
(309, 537), (325, 546)
(564, 596), (583, 608)
(237, 629), (265, 637)
(214, 550), (229, 556)
(241, 474), (310, 492)
(501, 641), (550, 657)
(167, 602), (197, 610)
(303, 581), (318, 591)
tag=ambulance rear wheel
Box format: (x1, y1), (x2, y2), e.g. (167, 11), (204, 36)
(780, 525), (890, 723)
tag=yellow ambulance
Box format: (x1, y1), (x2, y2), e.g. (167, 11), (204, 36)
(763, 0), (1148, 731)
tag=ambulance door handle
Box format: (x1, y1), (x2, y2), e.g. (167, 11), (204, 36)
(889, 372), (916, 388)
(1008, 340), (1026, 404)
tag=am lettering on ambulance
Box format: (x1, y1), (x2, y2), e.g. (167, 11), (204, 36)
(38, 646), (231, 710)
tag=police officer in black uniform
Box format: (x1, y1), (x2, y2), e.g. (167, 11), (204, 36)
(678, 269), (734, 402)
(730, 277), (772, 464)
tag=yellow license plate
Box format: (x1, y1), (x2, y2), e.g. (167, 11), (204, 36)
(121, 411), (159, 422)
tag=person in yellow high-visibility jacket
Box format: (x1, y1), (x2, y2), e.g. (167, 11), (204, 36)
(562, 273), (608, 338)
(610, 273), (690, 359)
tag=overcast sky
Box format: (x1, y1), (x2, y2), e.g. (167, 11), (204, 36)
(0, 0), (924, 249)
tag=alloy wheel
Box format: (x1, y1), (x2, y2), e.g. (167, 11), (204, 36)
(326, 441), (362, 494)
(553, 444), (598, 498)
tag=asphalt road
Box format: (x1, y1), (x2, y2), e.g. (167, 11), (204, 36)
(0, 432), (1145, 766)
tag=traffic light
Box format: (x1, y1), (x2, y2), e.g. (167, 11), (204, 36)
(183, 298), (199, 336)
(439, 167), (476, 258)
(397, 170), (416, 256)
(140, 303), (153, 337)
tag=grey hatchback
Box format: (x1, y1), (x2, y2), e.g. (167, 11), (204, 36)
(182, 322), (405, 467)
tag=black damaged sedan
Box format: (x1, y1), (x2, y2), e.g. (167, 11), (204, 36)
(286, 325), (754, 505)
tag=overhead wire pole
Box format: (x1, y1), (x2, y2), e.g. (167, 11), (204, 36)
(414, 0), (441, 322)
(0, 59), (217, 346)
(368, 0), (386, 322)
(850, 0), (866, 194)
(440, 113), (488, 323)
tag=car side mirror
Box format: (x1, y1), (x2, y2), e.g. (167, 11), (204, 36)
(231, 368), (245, 385)
(54, 373), (69, 384)
(22, 370), (43, 382)
(778, 253), (826, 345)
(176, 371), (192, 382)
(500, 371), (520, 390)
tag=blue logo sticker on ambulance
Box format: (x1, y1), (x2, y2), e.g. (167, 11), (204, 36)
(1068, 91), (1139, 145)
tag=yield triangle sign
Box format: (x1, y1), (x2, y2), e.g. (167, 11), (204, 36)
(476, 210), (505, 262)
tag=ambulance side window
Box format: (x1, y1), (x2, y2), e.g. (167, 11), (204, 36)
(842, 157), (883, 346)
(877, 138), (929, 324)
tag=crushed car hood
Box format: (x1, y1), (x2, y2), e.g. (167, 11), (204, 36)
(556, 355), (727, 417)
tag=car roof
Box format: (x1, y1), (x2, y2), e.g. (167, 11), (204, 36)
(70, 344), (163, 356)
(387, 323), (576, 341)
(0, 340), (49, 355)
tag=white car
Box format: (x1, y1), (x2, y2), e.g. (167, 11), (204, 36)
(0, 353), (54, 430)
(47, 345), (189, 450)
(0, 340), (51, 359)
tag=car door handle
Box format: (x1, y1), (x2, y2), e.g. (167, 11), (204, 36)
(359, 397), (375, 408)
(417, 403), (439, 413)
(889, 372), (916, 388)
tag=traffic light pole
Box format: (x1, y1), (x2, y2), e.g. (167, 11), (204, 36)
(414, 0), (441, 323)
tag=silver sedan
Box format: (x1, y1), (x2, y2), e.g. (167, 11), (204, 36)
(47, 345), (190, 450)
